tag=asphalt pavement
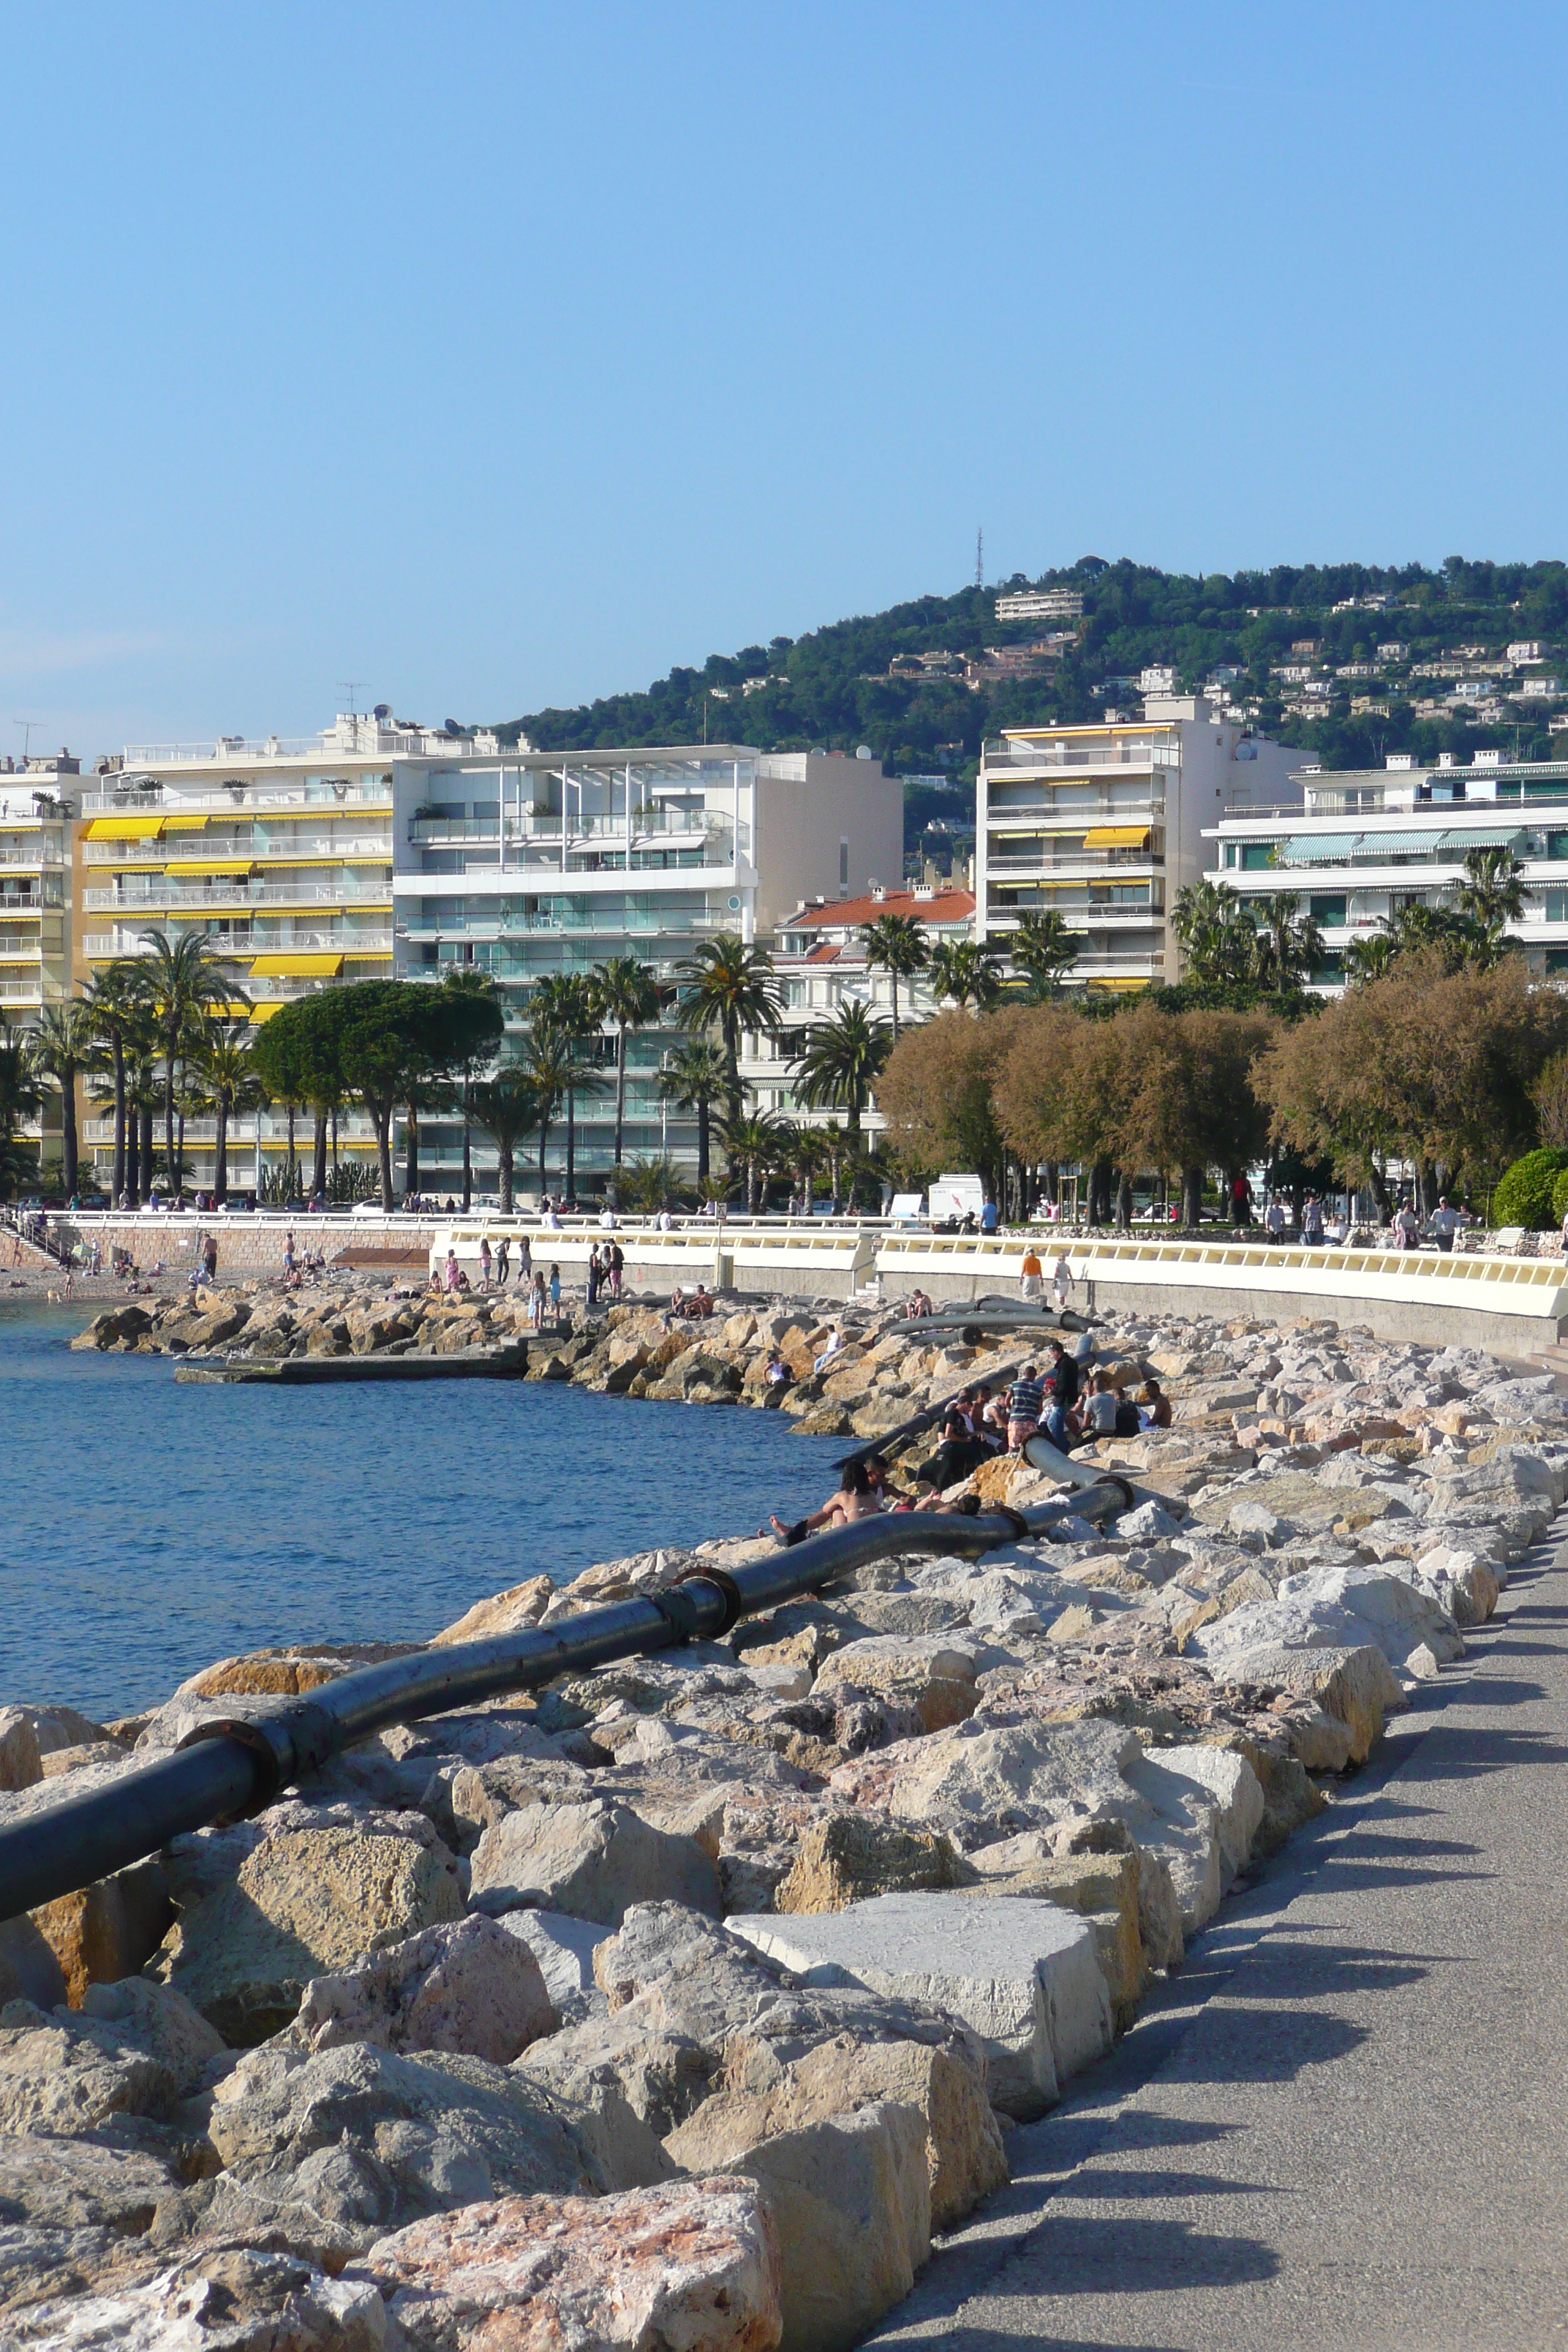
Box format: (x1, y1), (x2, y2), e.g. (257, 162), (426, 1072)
(870, 1523), (1568, 2352)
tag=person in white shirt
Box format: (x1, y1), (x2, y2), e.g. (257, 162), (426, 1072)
(1052, 1251), (1072, 1311)
(1264, 1194), (1286, 1240)
(1391, 1202), (1419, 1247)
(1431, 1195), (1461, 1254)
(599, 1207), (618, 1229)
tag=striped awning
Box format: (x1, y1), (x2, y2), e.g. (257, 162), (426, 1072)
(159, 813), (211, 832)
(247, 951), (344, 977)
(1082, 824), (1152, 849)
(83, 814), (163, 840)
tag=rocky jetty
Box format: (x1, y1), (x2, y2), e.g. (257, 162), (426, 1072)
(8, 1297), (1566, 2346)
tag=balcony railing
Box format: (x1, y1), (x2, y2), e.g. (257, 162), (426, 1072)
(984, 799), (1166, 826)
(84, 833), (393, 865)
(81, 930), (394, 959)
(81, 785), (392, 813)
(986, 850), (1162, 876)
(0, 845), (66, 870)
(983, 742), (1181, 773)
(83, 884), (391, 913)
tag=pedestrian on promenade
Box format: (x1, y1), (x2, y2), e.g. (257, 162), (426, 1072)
(1392, 1200), (1420, 1248)
(1302, 1193), (1324, 1244)
(283, 1229), (295, 1278)
(1007, 1362), (1046, 1450)
(202, 1234), (218, 1284)
(1431, 1195), (1461, 1253)
(1052, 1249), (1073, 1311)
(479, 1237), (492, 1289)
(1264, 1194), (1286, 1241)
(1019, 1243), (1044, 1301)
(1231, 1172), (1252, 1228)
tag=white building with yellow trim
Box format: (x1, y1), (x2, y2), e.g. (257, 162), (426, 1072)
(976, 695), (1305, 987)
(0, 755), (74, 1174)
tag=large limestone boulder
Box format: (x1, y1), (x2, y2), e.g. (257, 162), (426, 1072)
(0, 2126), (176, 2239)
(1411, 1545), (1500, 1628)
(149, 1813), (466, 2044)
(202, 2039), (600, 2253)
(469, 1798), (722, 1929)
(1189, 1564), (1463, 1681)
(0, 1708), (42, 1792)
(6, 2247), (387, 2348)
(0, 1980), (222, 2136)
(363, 2176), (782, 2352)
(731, 1892), (1112, 2120)
(813, 1635), (983, 1732)
(1153, 1745), (1264, 1886)
(289, 1915), (555, 2063)
(964, 1839), (1146, 2019)
(1204, 1642), (1405, 1764)
(429, 1575), (556, 1644)
(773, 1815), (976, 1913)
(30, 1862), (172, 2008)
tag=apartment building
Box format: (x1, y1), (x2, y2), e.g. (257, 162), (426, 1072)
(1205, 750), (1568, 990)
(397, 743), (902, 1179)
(0, 755), (75, 1175)
(742, 883), (976, 1127)
(976, 695), (1305, 987)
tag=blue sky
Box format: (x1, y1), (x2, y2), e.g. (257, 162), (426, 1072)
(2, 1), (1565, 755)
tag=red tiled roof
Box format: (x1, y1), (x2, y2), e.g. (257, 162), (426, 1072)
(804, 942), (843, 962)
(791, 888), (975, 931)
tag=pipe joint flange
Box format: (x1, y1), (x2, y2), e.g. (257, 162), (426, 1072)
(176, 1699), (338, 1820)
(648, 1584), (707, 1646)
(676, 1568), (744, 1636)
(1090, 1473), (1136, 1512)
(992, 1505), (1032, 1540)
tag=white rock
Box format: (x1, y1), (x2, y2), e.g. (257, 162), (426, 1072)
(470, 1798), (723, 1929)
(1153, 1746), (1264, 1886)
(728, 1891), (1112, 2120)
(1187, 1561), (1464, 1681)
(1117, 1499), (1181, 1543)
(498, 1910), (609, 2012)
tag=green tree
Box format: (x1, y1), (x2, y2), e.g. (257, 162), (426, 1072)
(657, 1036), (729, 1181)
(197, 1019), (265, 1203)
(718, 1105), (785, 1214)
(673, 933), (784, 1117)
(591, 954), (660, 1169)
(0, 1011), (43, 1198)
(862, 913), (928, 1038)
(1251, 892), (1326, 995)
(137, 931), (236, 1194)
(791, 1000), (892, 1158)
(1456, 845), (1526, 964)
(1006, 908), (1080, 1000)
(516, 1025), (584, 1199)
(30, 999), (94, 1197)
(531, 972), (603, 1202)
(82, 962), (146, 1203)
(1172, 878), (1259, 990)
(1343, 932), (1395, 987)
(470, 1066), (539, 1213)
(442, 965), (505, 1209)
(925, 938), (1004, 1011)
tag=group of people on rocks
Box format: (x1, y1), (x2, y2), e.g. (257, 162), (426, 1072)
(766, 1329), (1171, 1542)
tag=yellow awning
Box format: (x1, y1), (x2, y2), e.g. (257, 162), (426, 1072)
(163, 858), (258, 875)
(247, 951), (344, 976)
(250, 853), (392, 867)
(1082, 824), (1153, 849)
(344, 946), (393, 960)
(83, 815), (164, 841)
(249, 1002), (284, 1022)
(159, 813), (211, 832)
(1086, 976), (1154, 991)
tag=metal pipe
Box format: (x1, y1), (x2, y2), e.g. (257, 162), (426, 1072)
(0, 1483), (1133, 1926)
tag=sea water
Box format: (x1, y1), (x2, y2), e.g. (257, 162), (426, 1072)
(0, 1302), (847, 1719)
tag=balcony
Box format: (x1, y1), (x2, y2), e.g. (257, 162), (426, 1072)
(83, 883), (392, 914)
(982, 741), (1181, 774)
(83, 832), (393, 866)
(0, 844), (66, 870)
(81, 784), (392, 812)
(985, 799), (1166, 827)
(81, 929), (394, 960)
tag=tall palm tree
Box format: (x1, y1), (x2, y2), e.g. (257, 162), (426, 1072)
(657, 1036), (729, 1182)
(779, 1117), (829, 1215)
(470, 1067), (539, 1213)
(517, 1025), (583, 1200)
(1006, 908), (1079, 1000)
(1252, 892), (1326, 995)
(82, 962), (145, 1205)
(1172, 878), (1259, 990)
(791, 1000), (893, 1153)
(137, 931), (235, 1195)
(1457, 845), (1526, 965)
(442, 965), (505, 1209)
(591, 954), (660, 1168)
(30, 1000), (94, 1198)
(674, 933), (784, 1118)
(197, 1019), (264, 1204)
(0, 1012), (43, 1199)
(862, 913), (928, 1038)
(718, 1106), (785, 1215)
(924, 938), (1004, 1011)
(1343, 930), (1395, 988)
(531, 972), (602, 1202)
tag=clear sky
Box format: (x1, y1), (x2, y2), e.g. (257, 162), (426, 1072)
(3, 1), (1566, 757)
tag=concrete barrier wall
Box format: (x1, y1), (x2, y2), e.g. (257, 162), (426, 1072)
(433, 1221), (874, 1300)
(56, 1213), (434, 1276)
(873, 1233), (1568, 1352)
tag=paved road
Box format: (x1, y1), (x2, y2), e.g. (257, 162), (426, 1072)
(872, 1526), (1568, 2352)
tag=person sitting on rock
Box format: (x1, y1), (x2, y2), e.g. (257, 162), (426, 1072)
(911, 1413), (991, 1500)
(767, 1459), (881, 1545)
(689, 1283), (715, 1318)
(1137, 1377), (1172, 1430)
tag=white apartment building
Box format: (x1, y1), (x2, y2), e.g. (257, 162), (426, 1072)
(0, 754), (74, 1176)
(398, 743), (902, 1180)
(1205, 751), (1568, 989)
(977, 696), (1305, 987)
(742, 883), (976, 1128)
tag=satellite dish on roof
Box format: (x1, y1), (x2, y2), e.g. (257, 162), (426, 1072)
(374, 703), (390, 721)
(855, 745), (873, 760)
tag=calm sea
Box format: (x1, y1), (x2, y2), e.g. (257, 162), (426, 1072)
(0, 1303), (845, 1722)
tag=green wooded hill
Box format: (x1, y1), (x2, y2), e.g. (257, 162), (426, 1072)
(489, 557), (1568, 848)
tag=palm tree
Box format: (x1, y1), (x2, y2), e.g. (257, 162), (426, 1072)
(30, 1000), (94, 1198)
(531, 972), (602, 1203)
(862, 913), (928, 1038)
(719, 1105), (785, 1215)
(1006, 908), (1079, 1000)
(1457, 845), (1526, 965)
(137, 931), (235, 1195)
(1343, 931), (1395, 988)
(591, 954), (660, 1168)
(470, 1067), (539, 1213)
(82, 962), (146, 1204)
(1252, 892), (1326, 995)
(442, 966), (505, 1209)
(617, 1153), (681, 1213)
(924, 938), (1004, 1011)
(1172, 878), (1259, 990)
(791, 1000), (892, 1153)
(779, 1117), (829, 1215)
(674, 933), (784, 1117)
(197, 1019), (264, 1204)
(0, 1012), (43, 1199)
(517, 1025), (586, 1200)
(657, 1036), (729, 1182)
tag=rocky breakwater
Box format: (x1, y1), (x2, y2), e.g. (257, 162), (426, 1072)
(9, 1304), (1566, 2348)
